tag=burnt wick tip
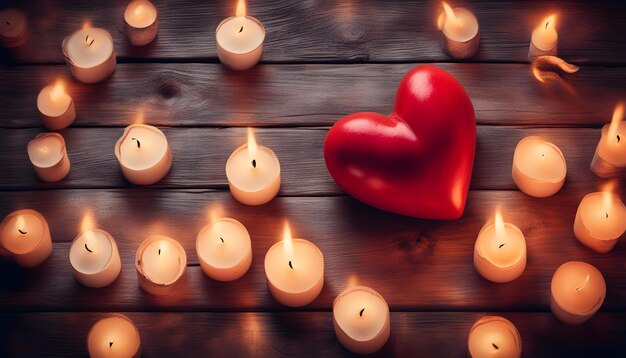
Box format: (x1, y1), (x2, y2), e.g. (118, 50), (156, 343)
(220, 237), (224, 243)
(617, 134), (621, 143)
(239, 26), (244, 33)
(288, 260), (293, 269)
(359, 308), (365, 317)
(18, 229), (27, 235)
(492, 343), (499, 350)
(605, 212), (609, 219)
(85, 243), (93, 253)
(499, 243), (506, 248)
(158, 248), (161, 255)
(109, 341), (113, 348)
(132, 137), (141, 148)
(252, 159), (256, 168)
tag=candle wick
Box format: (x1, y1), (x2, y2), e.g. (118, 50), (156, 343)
(605, 212), (609, 219)
(617, 134), (621, 143)
(85, 35), (95, 46)
(239, 26), (244, 33)
(288, 260), (293, 270)
(132, 137), (141, 149)
(5, 20), (10, 26)
(492, 343), (499, 350)
(498, 243), (506, 248)
(252, 159), (256, 168)
(220, 236), (224, 243)
(545, 21), (549, 30)
(18, 229), (27, 235)
(158, 248), (161, 255)
(109, 341), (113, 348)
(359, 308), (365, 317)
(84, 243), (93, 253)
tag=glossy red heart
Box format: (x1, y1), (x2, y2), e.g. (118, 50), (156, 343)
(324, 65), (476, 219)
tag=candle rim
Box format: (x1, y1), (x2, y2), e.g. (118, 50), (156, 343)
(468, 315), (522, 354)
(264, 238), (324, 294)
(69, 228), (116, 274)
(196, 217), (251, 269)
(513, 136), (566, 183)
(86, 313), (141, 356)
(475, 222), (526, 269)
(551, 261), (606, 315)
(215, 15), (266, 55)
(333, 285), (390, 342)
(135, 234), (187, 286)
(440, 6), (479, 43)
(124, 0), (158, 29)
(27, 132), (66, 169)
(37, 84), (72, 117)
(598, 122), (626, 166)
(0, 8), (27, 37)
(0, 209), (47, 254)
(578, 192), (626, 240)
(225, 143), (281, 192)
(62, 27), (115, 69)
(115, 123), (170, 171)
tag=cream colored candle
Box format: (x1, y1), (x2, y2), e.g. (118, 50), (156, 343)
(468, 316), (522, 358)
(512, 136), (566, 198)
(438, 2), (479, 59)
(216, 0), (265, 71)
(62, 24), (116, 83)
(27, 132), (70, 183)
(474, 210), (526, 283)
(591, 103), (626, 178)
(550, 261), (606, 325)
(115, 124), (172, 185)
(333, 285), (390, 354)
(0, 8), (26, 48)
(264, 222), (324, 307)
(0, 209), (52, 268)
(529, 15), (558, 61)
(124, 0), (158, 46)
(87, 314), (141, 358)
(37, 81), (76, 130)
(136, 235), (186, 295)
(574, 189), (626, 253)
(196, 217), (252, 281)
(69, 221), (121, 288)
(226, 128), (280, 205)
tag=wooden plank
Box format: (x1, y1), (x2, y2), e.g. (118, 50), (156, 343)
(0, 312), (624, 357)
(1, 0), (625, 64)
(1, 189), (624, 311)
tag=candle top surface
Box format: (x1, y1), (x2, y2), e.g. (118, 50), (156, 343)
(226, 144), (280, 192)
(578, 192), (626, 240)
(197, 218), (251, 268)
(117, 125), (169, 171)
(441, 7), (479, 43)
(87, 315), (141, 358)
(138, 236), (186, 285)
(514, 136), (566, 182)
(69, 229), (114, 274)
(551, 261), (606, 315)
(333, 286), (389, 341)
(531, 15), (558, 51)
(1, 210), (45, 254)
(0, 8), (26, 38)
(476, 222), (526, 268)
(264, 238), (324, 293)
(37, 84), (72, 117)
(27, 133), (65, 168)
(598, 122), (626, 166)
(63, 27), (114, 68)
(124, 0), (157, 29)
(216, 16), (265, 54)
(468, 316), (521, 358)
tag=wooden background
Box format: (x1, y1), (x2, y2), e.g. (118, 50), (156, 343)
(1, 0), (626, 356)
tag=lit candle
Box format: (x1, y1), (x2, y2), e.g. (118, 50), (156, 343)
(0, 209), (52, 268)
(135, 235), (186, 295)
(196, 217), (252, 281)
(529, 14), (558, 62)
(467, 316), (522, 358)
(437, 2), (479, 59)
(550, 261), (606, 325)
(591, 103), (626, 178)
(27, 132), (70, 183)
(62, 23), (116, 83)
(37, 80), (76, 130)
(215, 0), (265, 70)
(264, 222), (324, 307)
(333, 285), (390, 354)
(124, 0), (158, 46)
(574, 185), (626, 253)
(115, 123), (172, 185)
(474, 210), (527, 283)
(87, 314), (141, 358)
(512, 136), (566, 198)
(69, 212), (121, 288)
(226, 128), (280, 205)
(0, 8), (26, 48)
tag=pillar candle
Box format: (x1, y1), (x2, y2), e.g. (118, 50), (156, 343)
(62, 24), (116, 83)
(70, 229), (121, 288)
(216, 0), (265, 70)
(115, 124), (172, 185)
(135, 235), (186, 295)
(574, 190), (626, 253)
(438, 2), (479, 59)
(226, 128), (280, 205)
(529, 15), (558, 62)
(124, 0), (158, 46)
(333, 285), (390, 354)
(196, 217), (252, 281)
(27, 132), (70, 183)
(264, 222), (324, 307)
(512, 136), (566, 198)
(550, 261), (606, 325)
(0, 8), (26, 48)
(591, 103), (626, 178)
(87, 314), (141, 358)
(37, 81), (76, 130)
(474, 210), (526, 283)
(467, 316), (522, 358)
(0, 209), (52, 268)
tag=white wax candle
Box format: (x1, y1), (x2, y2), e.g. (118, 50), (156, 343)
(115, 124), (172, 185)
(27, 132), (70, 183)
(135, 235), (187, 295)
(574, 191), (626, 253)
(333, 286), (390, 354)
(62, 25), (116, 83)
(529, 15), (558, 61)
(196, 217), (252, 281)
(124, 0), (158, 46)
(438, 2), (480, 59)
(550, 261), (606, 325)
(226, 128), (280, 205)
(87, 314), (142, 358)
(467, 316), (522, 358)
(0, 209), (52, 268)
(474, 210), (526, 283)
(512, 136), (566, 198)
(69, 229), (121, 288)
(215, 0), (265, 70)
(0, 8), (26, 48)
(37, 81), (76, 130)
(592, 103), (626, 178)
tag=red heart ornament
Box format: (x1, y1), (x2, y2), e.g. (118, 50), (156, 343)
(324, 65), (476, 219)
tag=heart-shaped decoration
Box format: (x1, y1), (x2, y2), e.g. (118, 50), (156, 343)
(324, 65), (476, 219)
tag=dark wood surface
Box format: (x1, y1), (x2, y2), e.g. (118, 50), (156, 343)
(1, 0), (625, 357)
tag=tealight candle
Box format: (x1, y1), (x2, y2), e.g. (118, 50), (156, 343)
(124, 0), (158, 46)
(27, 132), (70, 183)
(69, 222), (121, 288)
(512, 136), (566, 198)
(467, 316), (522, 358)
(196, 217), (252, 281)
(37, 81), (76, 130)
(226, 128), (280, 205)
(115, 124), (172, 185)
(135, 235), (186, 295)
(0, 209), (52, 268)
(333, 285), (390, 354)
(215, 0), (265, 70)
(550, 261), (606, 325)
(474, 210), (527, 283)
(0, 8), (26, 48)
(574, 189), (626, 253)
(87, 314), (141, 358)
(62, 24), (116, 83)
(264, 222), (324, 307)
(591, 103), (626, 178)
(529, 15), (558, 62)
(437, 2), (479, 59)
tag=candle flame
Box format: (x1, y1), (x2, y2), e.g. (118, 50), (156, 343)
(134, 111), (145, 125)
(608, 102), (624, 145)
(236, 0), (246, 17)
(283, 221), (294, 258)
(15, 215), (25, 232)
(50, 81), (65, 102)
(601, 180), (616, 212)
(247, 127), (258, 168)
(494, 209), (505, 238)
(541, 14), (556, 31)
(80, 209), (98, 252)
(442, 2), (457, 23)
(576, 274), (590, 291)
(346, 274), (359, 288)
(82, 21), (92, 29)
(206, 202), (224, 223)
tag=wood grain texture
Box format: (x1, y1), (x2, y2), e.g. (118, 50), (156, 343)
(1, 0), (625, 64)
